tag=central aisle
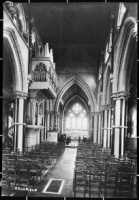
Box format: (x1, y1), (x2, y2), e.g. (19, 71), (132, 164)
(28, 147), (77, 197)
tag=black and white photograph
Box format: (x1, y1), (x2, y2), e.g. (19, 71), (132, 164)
(2, 1), (137, 198)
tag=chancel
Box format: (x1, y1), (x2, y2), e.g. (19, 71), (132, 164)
(2, 2), (137, 198)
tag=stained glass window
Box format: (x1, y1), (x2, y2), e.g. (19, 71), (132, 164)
(65, 103), (88, 130)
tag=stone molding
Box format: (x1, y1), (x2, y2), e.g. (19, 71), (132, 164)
(90, 112), (100, 116)
(101, 104), (113, 110)
(111, 91), (129, 100)
(14, 90), (28, 99)
(4, 28), (24, 91)
(117, 20), (135, 91)
(45, 111), (58, 114)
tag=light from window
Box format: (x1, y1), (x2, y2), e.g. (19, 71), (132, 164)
(66, 117), (71, 129)
(65, 103), (88, 130)
(83, 118), (87, 130)
(72, 117), (76, 129)
(72, 103), (82, 113)
(80, 113), (84, 118)
(69, 113), (74, 118)
(77, 118), (82, 129)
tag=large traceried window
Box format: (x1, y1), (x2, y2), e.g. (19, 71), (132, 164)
(65, 103), (88, 130)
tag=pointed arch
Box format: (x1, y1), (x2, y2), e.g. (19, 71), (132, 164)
(54, 75), (97, 112)
(3, 29), (24, 92)
(113, 17), (137, 93)
(16, 3), (28, 33)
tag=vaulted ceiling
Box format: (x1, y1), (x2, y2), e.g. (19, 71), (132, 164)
(26, 3), (118, 63)
(62, 84), (89, 106)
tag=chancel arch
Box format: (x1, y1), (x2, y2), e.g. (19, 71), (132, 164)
(54, 75), (97, 113)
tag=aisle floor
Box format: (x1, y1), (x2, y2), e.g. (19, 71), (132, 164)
(28, 147), (77, 197)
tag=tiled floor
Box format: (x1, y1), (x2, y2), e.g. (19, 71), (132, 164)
(28, 147), (77, 197)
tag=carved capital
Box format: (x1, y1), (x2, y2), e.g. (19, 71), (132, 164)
(14, 90), (28, 99)
(101, 104), (113, 111)
(111, 91), (129, 100)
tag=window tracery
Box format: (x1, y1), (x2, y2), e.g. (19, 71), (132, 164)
(65, 103), (88, 130)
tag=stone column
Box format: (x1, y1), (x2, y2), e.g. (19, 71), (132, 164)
(57, 114), (59, 132)
(112, 92), (129, 158)
(14, 97), (18, 150)
(100, 114), (103, 144)
(94, 115), (98, 143)
(45, 99), (49, 138)
(97, 115), (101, 143)
(45, 113), (48, 139)
(47, 112), (50, 131)
(121, 98), (126, 156)
(90, 115), (94, 141)
(15, 93), (27, 151)
(17, 97), (24, 151)
(103, 109), (108, 148)
(111, 106), (115, 154)
(50, 112), (54, 130)
(60, 113), (63, 135)
(62, 117), (65, 135)
(107, 108), (111, 148)
(113, 98), (121, 158)
(32, 100), (36, 126)
(49, 100), (53, 130)
(54, 112), (58, 131)
(44, 113), (47, 140)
